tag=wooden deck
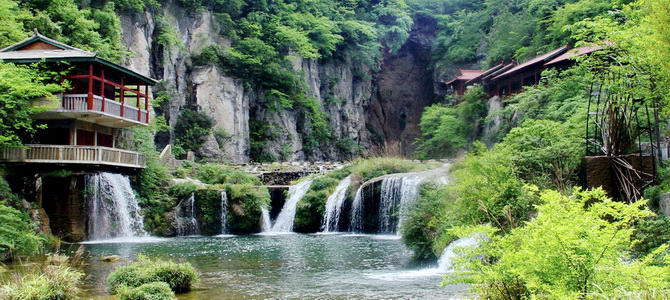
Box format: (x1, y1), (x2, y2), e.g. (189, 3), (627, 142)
(35, 94), (149, 128)
(0, 145), (145, 168)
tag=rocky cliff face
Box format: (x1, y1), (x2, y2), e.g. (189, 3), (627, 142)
(117, 2), (438, 162)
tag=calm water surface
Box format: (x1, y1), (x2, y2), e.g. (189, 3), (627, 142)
(69, 234), (468, 299)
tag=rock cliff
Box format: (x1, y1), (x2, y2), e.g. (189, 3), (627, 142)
(117, 2), (439, 162)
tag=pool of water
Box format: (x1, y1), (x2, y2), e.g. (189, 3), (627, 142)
(67, 234), (469, 299)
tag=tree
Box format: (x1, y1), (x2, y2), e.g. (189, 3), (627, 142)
(447, 189), (670, 299)
(0, 63), (62, 147)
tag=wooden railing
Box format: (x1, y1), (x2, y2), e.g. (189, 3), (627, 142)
(61, 94), (148, 124)
(0, 145), (145, 168)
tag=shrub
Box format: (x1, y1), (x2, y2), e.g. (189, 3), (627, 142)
(167, 182), (198, 199)
(401, 183), (449, 261)
(632, 215), (670, 258)
(350, 157), (428, 182)
(446, 189), (670, 299)
(107, 256), (199, 294)
(225, 184), (270, 234)
(294, 176), (341, 233)
(0, 203), (44, 260)
(117, 282), (175, 300)
(191, 164), (261, 186)
(173, 110), (214, 158)
(0, 265), (83, 300)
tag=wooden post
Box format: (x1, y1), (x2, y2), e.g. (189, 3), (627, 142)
(100, 69), (105, 112)
(137, 86), (141, 121)
(120, 77), (125, 117)
(87, 64), (93, 110)
(145, 85), (150, 123)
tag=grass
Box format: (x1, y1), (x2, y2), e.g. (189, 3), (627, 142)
(350, 157), (431, 182)
(108, 255), (199, 294)
(117, 282), (176, 300)
(0, 265), (84, 300)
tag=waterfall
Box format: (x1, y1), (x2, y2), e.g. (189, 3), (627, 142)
(349, 185), (365, 233)
(348, 166), (450, 234)
(175, 193), (200, 236)
(260, 207), (272, 232)
(378, 177), (403, 233)
(86, 172), (147, 240)
(220, 191), (228, 234)
(267, 179), (313, 233)
(322, 176), (352, 232)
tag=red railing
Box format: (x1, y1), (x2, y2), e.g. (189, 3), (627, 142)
(61, 94), (148, 124)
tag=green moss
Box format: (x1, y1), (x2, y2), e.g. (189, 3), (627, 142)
(190, 163), (261, 186)
(107, 255), (199, 294)
(117, 282), (175, 300)
(350, 157), (429, 182)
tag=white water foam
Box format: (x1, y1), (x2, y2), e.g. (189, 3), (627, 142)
(322, 176), (352, 232)
(86, 172), (147, 241)
(267, 180), (313, 233)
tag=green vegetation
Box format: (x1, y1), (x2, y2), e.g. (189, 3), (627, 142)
(107, 255), (199, 294)
(0, 265), (83, 300)
(415, 86), (488, 159)
(173, 110), (214, 159)
(446, 189), (670, 299)
(224, 183), (270, 234)
(0, 177), (44, 261)
(350, 157), (429, 183)
(117, 282), (175, 300)
(0, 63), (63, 147)
(294, 167), (351, 233)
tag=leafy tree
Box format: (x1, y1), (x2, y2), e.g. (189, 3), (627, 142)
(447, 189), (670, 299)
(174, 110), (214, 157)
(0, 0), (29, 48)
(415, 86), (487, 159)
(0, 63), (62, 147)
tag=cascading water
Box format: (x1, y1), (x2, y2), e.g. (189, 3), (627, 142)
(260, 207), (272, 232)
(267, 180), (313, 233)
(220, 191), (228, 234)
(348, 166), (451, 234)
(322, 176), (352, 232)
(349, 185), (365, 233)
(436, 236), (480, 271)
(378, 177), (403, 233)
(175, 193), (200, 236)
(86, 172), (147, 240)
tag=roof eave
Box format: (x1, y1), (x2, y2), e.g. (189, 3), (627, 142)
(0, 57), (158, 85)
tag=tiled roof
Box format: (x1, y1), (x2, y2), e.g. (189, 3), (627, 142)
(492, 46), (569, 80)
(544, 44), (605, 66)
(445, 69), (485, 85)
(0, 49), (94, 60)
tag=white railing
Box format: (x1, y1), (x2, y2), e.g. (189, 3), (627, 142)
(60, 94), (148, 124)
(0, 145), (146, 168)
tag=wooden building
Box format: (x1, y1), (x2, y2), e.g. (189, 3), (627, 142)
(444, 44), (605, 98)
(0, 32), (157, 169)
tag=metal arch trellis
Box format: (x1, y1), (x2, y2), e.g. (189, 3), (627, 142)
(585, 67), (660, 202)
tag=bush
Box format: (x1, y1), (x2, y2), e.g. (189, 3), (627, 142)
(173, 110), (214, 158)
(0, 203), (44, 260)
(294, 176), (342, 233)
(0, 265), (83, 300)
(415, 86), (488, 159)
(446, 189), (670, 299)
(107, 256), (199, 294)
(224, 184), (270, 234)
(400, 183), (448, 261)
(632, 215), (670, 258)
(191, 163), (260, 186)
(117, 282), (175, 300)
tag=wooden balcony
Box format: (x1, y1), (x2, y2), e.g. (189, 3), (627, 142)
(0, 145), (145, 169)
(34, 94), (149, 128)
